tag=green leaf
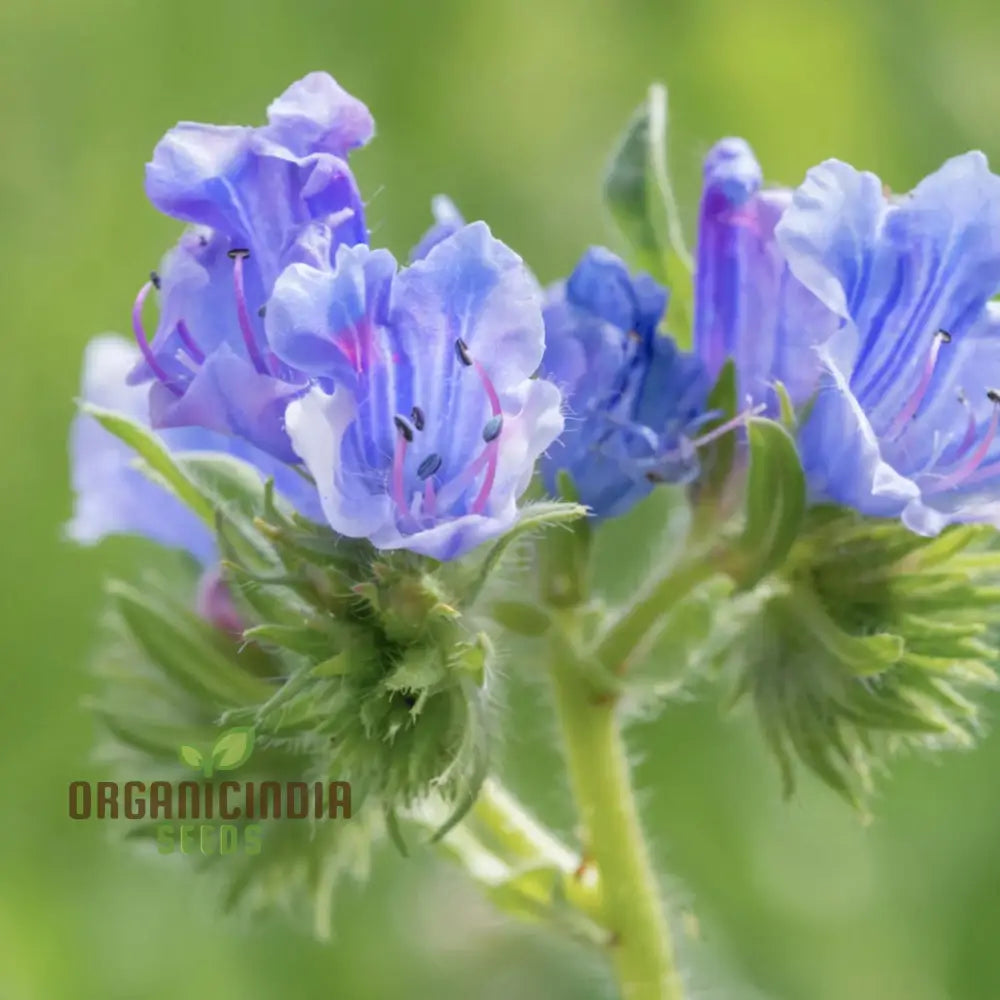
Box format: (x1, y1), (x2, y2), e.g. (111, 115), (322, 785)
(728, 418), (806, 588)
(81, 405), (213, 523)
(179, 744), (204, 770)
(107, 580), (273, 708)
(603, 82), (692, 345)
(211, 726), (256, 772)
(774, 380), (797, 430)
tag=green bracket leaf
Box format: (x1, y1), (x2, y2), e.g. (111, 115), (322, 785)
(603, 82), (693, 345)
(726, 418), (806, 589)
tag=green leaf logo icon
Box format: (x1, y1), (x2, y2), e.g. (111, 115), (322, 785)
(179, 744), (204, 771)
(208, 726), (255, 776)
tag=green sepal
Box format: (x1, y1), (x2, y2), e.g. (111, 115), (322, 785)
(106, 579), (273, 708)
(725, 418), (806, 589)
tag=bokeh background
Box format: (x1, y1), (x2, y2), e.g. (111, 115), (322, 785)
(4, 0), (1000, 997)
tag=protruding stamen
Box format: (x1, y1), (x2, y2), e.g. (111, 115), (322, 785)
(175, 319), (205, 364)
(926, 389), (1000, 493)
(887, 330), (950, 440)
(393, 414), (416, 443)
(953, 389), (979, 458)
(473, 361), (502, 417)
(150, 270), (161, 290)
(455, 338), (473, 367)
(131, 281), (180, 395)
(229, 249), (270, 376)
(471, 440), (500, 514)
(482, 415), (503, 442)
(688, 404), (764, 451)
(411, 406), (425, 431)
(392, 418), (411, 512)
(257, 305), (267, 318)
(417, 453), (442, 480)
(423, 477), (437, 518)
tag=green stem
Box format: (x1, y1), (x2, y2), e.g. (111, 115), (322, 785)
(596, 557), (717, 672)
(471, 778), (602, 921)
(549, 616), (683, 1000)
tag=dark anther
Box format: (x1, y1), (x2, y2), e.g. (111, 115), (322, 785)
(938, 329), (952, 343)
(393, 414), (416, 442)
(455, 338), (473, 367)
(417, 453), (442, 480)
(149, 270), (161, 290)
(482, 414), (503, 442)
(645, 471), (665, 483)
(257, 305), (267, 318)
(987, 389), (1000, 405)
(410, 405), (425, 431)
(227, 247), (251, 260)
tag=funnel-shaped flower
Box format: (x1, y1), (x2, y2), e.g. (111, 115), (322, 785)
(776, 152), (1000, 533)
(693, 138), (837, 408)
(539, 247), (709, 517)
(272, 223), (563, 560)
(129, 73), (373, 461)
(69, 335), (321, 563)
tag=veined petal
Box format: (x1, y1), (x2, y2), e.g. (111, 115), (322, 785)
(778, 153), (1000, 434)
(285, 386), (394, 541)
(695, 137), (836, 407)
(390, 222), (545, 393)
(264, 71), (374, 157)
(265, 244), (396, 380)
(149, 345), (304, 463)
(798, 361), (920, 516)
(69, 335), (214, 562)
(70, 337), (324, 556)
(410, 195), (466, 262)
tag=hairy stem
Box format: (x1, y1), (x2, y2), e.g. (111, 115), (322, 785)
(549, 615), (683, 1000)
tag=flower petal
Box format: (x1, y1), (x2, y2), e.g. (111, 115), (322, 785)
(149, 344), (304, 462)
(264, 71), (374, 157)
(68, 335), (214, 562)
(695, 137), (836, 407)
(798, 360), (920, 515)
(265, 244), (396, 380)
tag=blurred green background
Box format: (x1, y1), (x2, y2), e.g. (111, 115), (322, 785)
(4, 0), (1000, 997)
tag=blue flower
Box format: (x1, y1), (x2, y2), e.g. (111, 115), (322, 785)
(69, 335), (323, 563)
(693, 138), (838, 409)
(539, 247), (710, 518)
(410, 195), (465, 262)
(129, 73), (373, 461)
(774, 152), (1000, 534)
(270, 223), (564, 561)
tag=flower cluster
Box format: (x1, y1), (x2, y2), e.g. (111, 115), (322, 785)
(70, 71), (1000, 574)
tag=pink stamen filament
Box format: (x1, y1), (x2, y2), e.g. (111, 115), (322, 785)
(689, 404), (765, 450)
(473, 360), (502, 416)
(391, 433), (409, 512)
(175, 319), (205, 364)
(925, 397), (1000, 494)
(953, 392), (978, 458)
(423, 477), (437, 519)
(471, 439), (500, 513)
(131, 281), (180, 395)
(230, 252), (271, 376)
(887, 331), (949, 440)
